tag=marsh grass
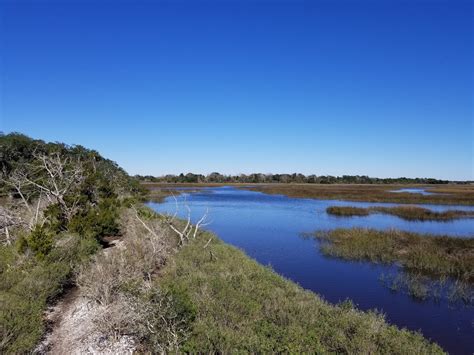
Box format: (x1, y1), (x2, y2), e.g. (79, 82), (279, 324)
(379, 272), (474, 304)
(157, 232), (444, 353)
(326, 206), (370, 217)
(326, 205), (474, 221)
(312, 228), (474, 304)
(314, 228), (474, 282)
(142, 183), (474, 205)
(248, 184), (474, 205)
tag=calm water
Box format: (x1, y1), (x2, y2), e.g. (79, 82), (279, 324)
(149, 187), (474, 354)
(390, 187), (441, 195)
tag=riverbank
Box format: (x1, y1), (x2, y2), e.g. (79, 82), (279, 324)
(156, 229), (443, 352)
(45, 205), (443, 353)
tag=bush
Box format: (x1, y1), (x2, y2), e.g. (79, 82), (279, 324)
(69, 198), (120, 242)
(0, 258), (70, 354)
(27, 226), (54, 260)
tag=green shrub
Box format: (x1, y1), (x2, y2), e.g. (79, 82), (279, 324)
(27, 226), (54, 260)
(0, 258), (70, 354)
(141, 285), (197, 351)
(43, 203), (68, 233)
(69, 198), (120, 241)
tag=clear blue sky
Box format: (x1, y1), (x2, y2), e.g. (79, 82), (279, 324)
(1, 0), (472, 180)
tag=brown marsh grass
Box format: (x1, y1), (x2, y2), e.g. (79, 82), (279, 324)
(326, 205), (474, 221)
(313, 228), (474, 283)
(246, 184), (474, 205)
(142, 183), (474, 205)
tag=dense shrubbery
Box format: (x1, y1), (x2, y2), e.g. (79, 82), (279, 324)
(0, 233), (101, 353)
(0, 132), (141, 353)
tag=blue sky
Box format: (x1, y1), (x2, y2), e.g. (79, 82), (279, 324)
(1, 0), (472, 180)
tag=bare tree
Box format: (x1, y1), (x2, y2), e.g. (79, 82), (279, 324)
(155, 194), (210, 246)
(0, 205), (22, 245)
(21, 152), (86, 222)
(1, 152), (86, 236)
(1, 167), (33, 213)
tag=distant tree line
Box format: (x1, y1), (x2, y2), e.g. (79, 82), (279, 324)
(137, 172), (450, 184)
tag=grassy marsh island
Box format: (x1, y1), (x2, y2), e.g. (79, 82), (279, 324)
(310, 228), (474, 302)
(312, 228), (474, 282)
(326, 205), (474, 221)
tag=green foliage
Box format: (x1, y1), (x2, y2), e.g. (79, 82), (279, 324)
(0, 133), (137, 353)
(0, 242), (70, 353)
(164, 284), (197, 325)
(27, 226), (54, 260)
(0, 132), (138, 199)
(0, 291), (44, 354)
(69, 198), (120, 241)
(0, 233), (101, 353)
(158, 233), (444, 353)
(139, 284), (197, 351)
(43, 203), (68, 233)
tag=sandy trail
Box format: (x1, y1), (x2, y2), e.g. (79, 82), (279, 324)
(36, 241), (135, 354)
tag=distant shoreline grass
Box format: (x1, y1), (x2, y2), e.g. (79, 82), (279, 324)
(326, 205), (474, 221)
(157, 231), (444, 353)
(249, 184), (474, 205)
(141, 182), (474, 205)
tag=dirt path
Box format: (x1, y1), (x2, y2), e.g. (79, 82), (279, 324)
(36, 285), (136, 354)
(35, 240), (136, 354)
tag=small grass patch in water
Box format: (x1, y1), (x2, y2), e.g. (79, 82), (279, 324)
(310, 228), (474, 304)
(326, 206), (370, 216)
(326, 205), (474, 221)
(379, 272), (474, 304)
